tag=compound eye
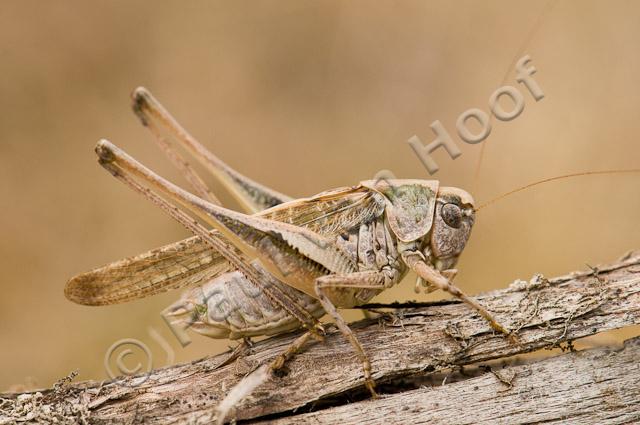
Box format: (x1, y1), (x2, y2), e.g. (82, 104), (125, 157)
(441, 203), (462, 228)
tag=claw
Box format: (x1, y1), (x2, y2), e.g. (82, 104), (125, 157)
(365, 378), (378, 398)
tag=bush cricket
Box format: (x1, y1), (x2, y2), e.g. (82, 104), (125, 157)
(65, 88), (639, 423)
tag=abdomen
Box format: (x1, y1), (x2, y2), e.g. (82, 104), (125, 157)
(167, 270), (324, 340)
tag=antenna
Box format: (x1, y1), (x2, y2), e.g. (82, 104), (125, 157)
(475, 169), (640, 211)
(472, 0), (558, 190)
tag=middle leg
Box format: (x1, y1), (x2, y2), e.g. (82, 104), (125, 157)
(314, 271), (389, 397)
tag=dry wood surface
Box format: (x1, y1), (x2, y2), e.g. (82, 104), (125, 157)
(2, 250), (640, 424)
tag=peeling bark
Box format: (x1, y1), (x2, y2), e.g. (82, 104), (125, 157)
(2, 251), (640, 424)
(262, 337), (640, 425)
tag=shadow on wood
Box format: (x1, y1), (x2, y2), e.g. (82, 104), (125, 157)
(2, 250), (640, 424)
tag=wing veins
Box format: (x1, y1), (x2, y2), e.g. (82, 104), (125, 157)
(66, 185), (385, 305)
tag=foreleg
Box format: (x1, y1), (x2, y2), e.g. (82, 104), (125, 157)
(404, 253), (514, 339)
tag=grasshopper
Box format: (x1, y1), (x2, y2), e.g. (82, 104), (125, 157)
(71, 87), (631, 423)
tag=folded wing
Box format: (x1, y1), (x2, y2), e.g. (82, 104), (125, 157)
(66, 184), (386, 305)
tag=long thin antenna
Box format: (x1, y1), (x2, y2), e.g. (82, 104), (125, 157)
(472, 0), (557, 190)
(476, 169), (640, 211)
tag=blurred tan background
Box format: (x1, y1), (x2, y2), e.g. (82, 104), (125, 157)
(1, 0), (639, 391)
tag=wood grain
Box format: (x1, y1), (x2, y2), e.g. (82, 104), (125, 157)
(262, 336), (640, 425)
(2, 250), (640, 424)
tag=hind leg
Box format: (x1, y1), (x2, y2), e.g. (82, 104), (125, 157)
(132, 87), (292, 213)
(215, 330), (318, 424)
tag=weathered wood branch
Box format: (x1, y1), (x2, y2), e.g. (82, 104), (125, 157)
(263, 336), (640, 425)
(2, 251), (640, 424)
